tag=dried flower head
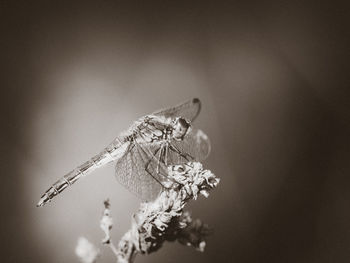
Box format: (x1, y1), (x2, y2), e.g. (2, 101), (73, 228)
(115, 162), (220, 262)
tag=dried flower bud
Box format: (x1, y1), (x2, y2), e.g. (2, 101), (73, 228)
(100, 199), (113, 244)
(75, 237), (100, 263)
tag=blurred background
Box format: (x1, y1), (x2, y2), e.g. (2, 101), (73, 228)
(1, 1), (349, 262)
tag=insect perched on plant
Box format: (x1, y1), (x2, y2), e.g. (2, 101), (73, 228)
(37, 98), (210, 207)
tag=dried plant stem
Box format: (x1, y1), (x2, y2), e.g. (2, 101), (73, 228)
(77, 162), (220, 263)
(110, 162), (219, 263)
(108, 242), (119, 258)
(76, 162), (220, 263)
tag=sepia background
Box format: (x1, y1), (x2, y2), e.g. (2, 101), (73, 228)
(1, 1), (349, 262)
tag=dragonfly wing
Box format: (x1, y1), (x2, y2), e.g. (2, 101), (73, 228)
(138, 142), (174, 187)
(152, 98), (201, 122)
(166, 128), (211, 165)
(114, 145), (137, 196)
(114, 141), (168, 201)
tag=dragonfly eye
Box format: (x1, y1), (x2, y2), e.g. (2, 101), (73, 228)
(173, 117), (190, 140)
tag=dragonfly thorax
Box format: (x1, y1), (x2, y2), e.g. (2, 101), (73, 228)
(132, 115), (190, 143)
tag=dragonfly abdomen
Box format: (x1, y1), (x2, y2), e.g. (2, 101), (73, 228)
(37, 138), (129, 207)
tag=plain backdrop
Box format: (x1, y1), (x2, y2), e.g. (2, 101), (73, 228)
(1, 1), (349, 262)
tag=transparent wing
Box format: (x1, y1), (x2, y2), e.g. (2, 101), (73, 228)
(114, 140), (170, 201)
(152, 98), (201, 122)
(165, 128), (211, 165)
(139, 142), (174, 186)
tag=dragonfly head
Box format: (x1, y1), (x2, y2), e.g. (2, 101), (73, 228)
(172, 117), (191, 141)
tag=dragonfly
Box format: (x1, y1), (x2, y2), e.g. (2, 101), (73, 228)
(37, 98), (210, 207)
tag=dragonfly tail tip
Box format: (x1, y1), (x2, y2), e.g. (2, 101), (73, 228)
(36, 196), (47, 207)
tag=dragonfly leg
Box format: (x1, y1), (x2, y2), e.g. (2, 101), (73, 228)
(156, 145), (165, 175)
(133, 134), (165, 183)
(184, 162), (195, 169)
(134, 131), (176, 189)
(144, 146), (161, 176)
(169, 143), (193, 161)
(164, 143), (168, 166)
(142, 144), (175, 188)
